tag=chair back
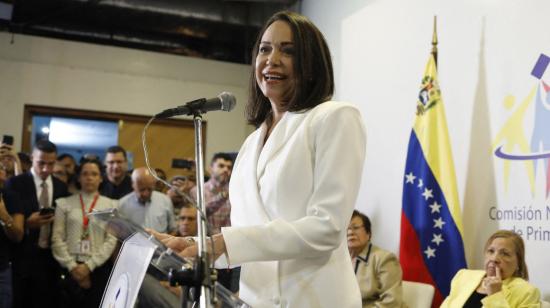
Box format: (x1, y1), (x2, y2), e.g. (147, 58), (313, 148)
(402, 280), (435, 308)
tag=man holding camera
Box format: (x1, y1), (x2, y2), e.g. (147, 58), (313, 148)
(5, 139), (69, 308)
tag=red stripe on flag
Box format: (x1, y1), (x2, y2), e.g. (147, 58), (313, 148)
(399, 211), (444, 307)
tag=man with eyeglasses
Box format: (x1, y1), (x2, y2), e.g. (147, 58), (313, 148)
(347, 210), (406, 308)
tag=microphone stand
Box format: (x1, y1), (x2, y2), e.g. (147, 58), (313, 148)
(168, 111), (215, 308)
(192, 112), (215, 308)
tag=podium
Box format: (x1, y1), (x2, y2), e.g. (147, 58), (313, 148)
(89, 208), (250, 308)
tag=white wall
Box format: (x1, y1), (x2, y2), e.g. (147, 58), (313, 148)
(0, 32), (252, 161)
(303, 0), (550, 299)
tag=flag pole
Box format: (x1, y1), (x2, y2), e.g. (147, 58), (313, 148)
(432, 15), (438, 67)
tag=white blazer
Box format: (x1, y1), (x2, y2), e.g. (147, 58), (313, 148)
(222, 101), (367, 308)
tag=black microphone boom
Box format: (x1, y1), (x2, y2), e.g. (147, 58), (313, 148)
(156, 92), (236, 118)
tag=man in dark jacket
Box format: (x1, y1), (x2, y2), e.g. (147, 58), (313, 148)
(5, 139), (69, 308)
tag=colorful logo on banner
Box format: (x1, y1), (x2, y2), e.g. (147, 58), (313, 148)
(493, 53), (550, 196)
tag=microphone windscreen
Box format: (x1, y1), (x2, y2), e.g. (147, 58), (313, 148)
(219, 92), (237, 112)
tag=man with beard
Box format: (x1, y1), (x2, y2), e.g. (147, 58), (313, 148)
(190, 153), (237, 292)
(190, 153), (233, 235)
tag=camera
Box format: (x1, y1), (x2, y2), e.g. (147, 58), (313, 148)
(172, 159), (194, 169)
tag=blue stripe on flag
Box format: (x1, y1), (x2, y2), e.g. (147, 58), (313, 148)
(402, 131), (466, 296)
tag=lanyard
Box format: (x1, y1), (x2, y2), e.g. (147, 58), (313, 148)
(80, 193), (99, 229)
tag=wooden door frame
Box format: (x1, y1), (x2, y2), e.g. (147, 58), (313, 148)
(22, 104), (206, 154)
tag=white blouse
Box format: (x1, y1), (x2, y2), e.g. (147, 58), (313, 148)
(51, 193), (118, 272)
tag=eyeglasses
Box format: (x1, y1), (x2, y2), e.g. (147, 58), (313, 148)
(347, 225), (364, 232)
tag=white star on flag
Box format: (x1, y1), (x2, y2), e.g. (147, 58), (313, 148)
(405, 172), (416, 184)
(429, 201), (441, 213)
(422, 188), (433, 200)
(433, 217), (446, 229)
(432, 233), (444, 246)
(417, 179), (424, 188)
(424, 246), (436, 258)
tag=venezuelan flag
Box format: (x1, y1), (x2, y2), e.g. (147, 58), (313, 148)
(399, 54), (467, 307)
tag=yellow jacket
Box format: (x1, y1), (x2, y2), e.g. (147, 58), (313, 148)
(440, 269), (540, 308)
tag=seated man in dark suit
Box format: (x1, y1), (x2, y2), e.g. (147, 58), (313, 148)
(5, 139), (69, 308)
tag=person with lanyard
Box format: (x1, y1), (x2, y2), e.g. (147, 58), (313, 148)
(347, 210), (406, 308)
(51, 158), (118, 308)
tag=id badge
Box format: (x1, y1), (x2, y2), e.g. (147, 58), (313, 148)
(80, 239), (91, 255)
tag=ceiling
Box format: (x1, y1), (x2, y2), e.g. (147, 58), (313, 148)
(0, 0), (299, 64)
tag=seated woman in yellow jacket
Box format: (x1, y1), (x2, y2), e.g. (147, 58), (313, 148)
(441, 230), (540, 307)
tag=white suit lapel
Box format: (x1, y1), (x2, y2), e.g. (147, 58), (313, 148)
(232, 125), (272, 224)
(256, 111), (306, 178)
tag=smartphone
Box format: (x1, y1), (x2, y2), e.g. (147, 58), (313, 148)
(39, 207), (55, 216)
(172, 158), (194, 169)
(1, 135), (14, 146)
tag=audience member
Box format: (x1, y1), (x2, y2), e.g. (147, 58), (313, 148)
(5, 139), (70, 308)
(1, 143), (22, 178)
(348, 210), (405, 308)
(51, 158), (117, 308)
(137, 205), (199, 308)
(189, 153), (233, 235)
(53, 161), (69, 184)
(99, 146), (132, 199)
(167, 175), (195, 215)
(119, 167), (176, 233)
(57, 153), (76, 177)
(441, 230), (540, 307)
(154, 168), (168, 193)
(0, 176), (24, 308)
(177, 205), (198, 237)
(57, 153), (78, 193)
(189, 152), (237, 292)
(17, 152), (32, 174)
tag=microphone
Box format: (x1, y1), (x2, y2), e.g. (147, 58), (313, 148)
(155, 92), (236, 118)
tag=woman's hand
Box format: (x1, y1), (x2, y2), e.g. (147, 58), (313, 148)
(178, 233), (227, 262)
(70, 263), (92, 289)
(483, 266), (503, 295)
(146, 228), (173, 241)
(146, 228), (194, 253)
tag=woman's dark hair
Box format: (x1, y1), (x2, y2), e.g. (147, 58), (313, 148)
(75, 158), (103, 190)
(76, 158), (103, 176)
(246, 11), (335, 127)
(351, 210), (372, 235)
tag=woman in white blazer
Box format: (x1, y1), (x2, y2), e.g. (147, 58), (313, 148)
(160, 11), (367, 308)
